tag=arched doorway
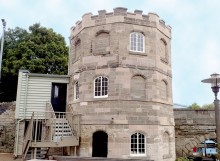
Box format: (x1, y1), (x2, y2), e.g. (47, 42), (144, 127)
(92, 131), (108, 157)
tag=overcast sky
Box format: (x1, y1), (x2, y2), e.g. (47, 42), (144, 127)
(1, 0), (220, 106)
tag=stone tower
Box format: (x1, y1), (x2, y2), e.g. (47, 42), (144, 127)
(68, 7), (175, 161)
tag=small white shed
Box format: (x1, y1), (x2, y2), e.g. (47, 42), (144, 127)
(15, 70), (70, 119)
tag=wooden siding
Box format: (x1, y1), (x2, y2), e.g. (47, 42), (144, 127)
(15, 70), (69, 119)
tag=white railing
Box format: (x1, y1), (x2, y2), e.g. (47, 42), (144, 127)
(26, 111), (80, 143)
(22, 103), (81, 160)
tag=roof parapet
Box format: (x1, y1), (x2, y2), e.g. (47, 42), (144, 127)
(113, 7), (127, 16)
(71, 8), (171, 37)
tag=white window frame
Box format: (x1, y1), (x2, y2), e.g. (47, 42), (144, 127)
(94, 76), (108, 98)
(74, 81), (79, 100)
(130, 32), (145, 53)
(130, 132), (146, 156)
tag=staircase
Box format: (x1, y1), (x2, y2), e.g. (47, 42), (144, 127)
(25, 147), (49, 160)
(53, 118), (75, 142)
(22, 105), (81, 161)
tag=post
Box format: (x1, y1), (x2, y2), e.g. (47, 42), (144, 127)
(0, 19), (6, 81)
(214, 99), (220, 151)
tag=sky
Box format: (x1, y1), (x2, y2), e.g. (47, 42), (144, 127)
(1, 0), (220, 106)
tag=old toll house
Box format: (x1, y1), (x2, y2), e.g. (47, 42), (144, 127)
(14, 8), (175, 161)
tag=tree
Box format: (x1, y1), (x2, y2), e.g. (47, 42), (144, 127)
(202, 103), (214, 109)
(188, 102), (214, 110)
(0, 23), (68, 102)
(188, 103), (201, 109)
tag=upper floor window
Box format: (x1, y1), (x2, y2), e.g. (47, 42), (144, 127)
(130, 32), (145, 53)
(94, 76), (108, 98)
(74, 81), (79, 100)
(131, 132), (146, 156)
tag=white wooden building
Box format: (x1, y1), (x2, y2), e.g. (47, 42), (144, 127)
(14, 70), (80, 160)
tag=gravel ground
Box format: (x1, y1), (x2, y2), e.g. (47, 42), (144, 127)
(0, 153), (22, 161)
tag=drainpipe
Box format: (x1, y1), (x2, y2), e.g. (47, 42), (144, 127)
(15, 73), (29, 157)
(14, 119), (24, 157)
(23, 74), (29, 118)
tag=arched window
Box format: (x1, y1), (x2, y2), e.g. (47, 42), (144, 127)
(163, 132), (170, 156)
(130, 32), (145, 53)
(131, 75), (145, 98)
(131, 132), (146, 156)
(74, 81), (79, 100)
(161, 80), (168, 99)
(94, 76), (108, 98)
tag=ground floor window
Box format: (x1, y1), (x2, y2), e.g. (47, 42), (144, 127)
(131, 132), (146, 156)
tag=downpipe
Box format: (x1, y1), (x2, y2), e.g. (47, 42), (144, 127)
(14, 119), (24, 158)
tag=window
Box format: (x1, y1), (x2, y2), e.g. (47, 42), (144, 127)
(130, 32), (144, 52)
(131, 132), (146, 156)
(74, 81), (79, 100)
(94, 76), (108, 98)
(54, 85), (59, 98)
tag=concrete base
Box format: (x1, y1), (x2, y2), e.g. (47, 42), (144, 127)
(53, 156), (154, 161)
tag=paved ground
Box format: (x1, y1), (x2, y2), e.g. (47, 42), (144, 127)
(0, 153), (22, 161)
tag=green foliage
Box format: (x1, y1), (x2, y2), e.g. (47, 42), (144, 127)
(202, 103), (214, 109)
(188, 102), (214, 110)
(175, 157), (193, 161)
(0, 23), (68, 102)
(2, 23), (68, 76)
(189, 103), (201, 109)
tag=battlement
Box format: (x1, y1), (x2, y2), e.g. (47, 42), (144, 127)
(71, 7), (171, 38)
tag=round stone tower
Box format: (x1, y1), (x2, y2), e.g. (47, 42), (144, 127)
(68, 7), (175, 161)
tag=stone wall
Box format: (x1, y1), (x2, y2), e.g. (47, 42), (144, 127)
(174, 109), (215, 157)
(0, 102), (16, 153)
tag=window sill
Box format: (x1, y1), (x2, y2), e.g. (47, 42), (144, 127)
(130, 154), (146, 157)
(129, 51), (147, 56)
(73, 98), (79, 102)
(94, 95), (108, 99)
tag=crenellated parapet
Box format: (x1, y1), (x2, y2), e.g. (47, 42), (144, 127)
(70, 7), (171, 38)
